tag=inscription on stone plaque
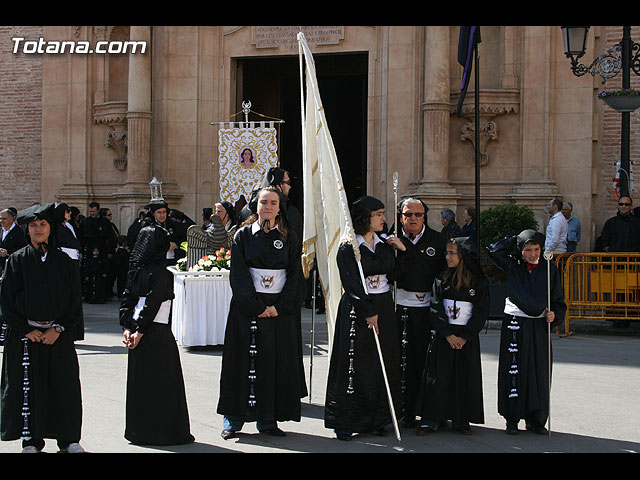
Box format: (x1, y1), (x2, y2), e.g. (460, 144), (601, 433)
(252, 26), (344, 51)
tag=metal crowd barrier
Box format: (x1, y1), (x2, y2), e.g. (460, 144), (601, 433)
(559, 252), (640, 335)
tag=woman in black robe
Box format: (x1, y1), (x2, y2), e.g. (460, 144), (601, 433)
(416, 236), (488, 435)
(324, 196), (402, 441)
(54, 202), (85, 340)
(217, 186), (304, 439)
(0, 203), (84, 453)
(487, 229), (566, 435)
(119, 216), (194, 446)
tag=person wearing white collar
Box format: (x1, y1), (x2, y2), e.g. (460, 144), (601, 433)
(325, 195), (402, 441)
(386, 198), (447, 428)
(218, 186), (304, 440)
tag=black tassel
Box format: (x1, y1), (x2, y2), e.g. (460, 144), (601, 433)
(347, 307), (357, 395)
(21, 338), (32, 440)
(248, 319), (258, 407)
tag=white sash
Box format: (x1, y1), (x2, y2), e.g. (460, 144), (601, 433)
(503, 297), (545, 318)
(133, 297), (172, 324)
(249, 267), (287, 294)
(396, 288), (431, 307)
(442, 299), (473, 325)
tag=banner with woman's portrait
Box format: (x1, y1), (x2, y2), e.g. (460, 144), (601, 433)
(217, 127), (278, 203)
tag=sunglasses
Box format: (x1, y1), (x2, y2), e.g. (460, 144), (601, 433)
(618, 202), (632, 206)
(401, 212), (424, 218)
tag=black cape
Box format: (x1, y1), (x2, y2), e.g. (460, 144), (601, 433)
(119, 224), (194, 446)
(217, 223), (304, 423)
(394, 226), (447, 421)
(417, 273), (488, 427)
(0, 245), (83, 442)
(488, 237), (567, 426)
(324, 239), (402, 434)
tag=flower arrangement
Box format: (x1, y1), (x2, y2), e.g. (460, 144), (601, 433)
(597, 88), (639, 98)
(176, 247), (231, 272)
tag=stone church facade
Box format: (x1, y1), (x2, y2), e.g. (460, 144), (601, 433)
(1, 25), (638, 250)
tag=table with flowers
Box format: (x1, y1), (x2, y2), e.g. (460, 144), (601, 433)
(168, 248), (232, 347)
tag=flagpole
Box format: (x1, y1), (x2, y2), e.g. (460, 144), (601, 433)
(393, 171), (399, 311)
(543, 250), (553, 438)
(309, 268), (316, 404)
(474, 37), (481, 254)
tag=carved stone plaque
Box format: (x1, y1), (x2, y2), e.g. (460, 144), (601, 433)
(252, 26), (344, 51)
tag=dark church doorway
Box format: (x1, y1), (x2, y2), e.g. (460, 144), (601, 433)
(236, 53), (368, 216)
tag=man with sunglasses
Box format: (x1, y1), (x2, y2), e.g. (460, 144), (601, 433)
(387, 198), (447, 429)
(600, 196), (640, 253)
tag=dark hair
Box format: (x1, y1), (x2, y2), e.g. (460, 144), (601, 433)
(551, 198), (563, 211)
(89, 201), (100, 209)
(242, 186), (288, 239)
(442, 240), (473, 291)
(353, 215), (372, 236)
(464, 207), (476, 221)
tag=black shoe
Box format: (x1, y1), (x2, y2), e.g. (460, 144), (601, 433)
(505, 421), (519, 435)
(455, 425), (473, 435)
(416, 426), (435, 436)
(336, 433), (352, 441)
(526, 422), (548, 435)
(221, 429), (237, 440)
(316, 308), (325, 314)
(374, 428), (388, 437)
(260, 427), (286, 437)
(304, 301), (312, 309)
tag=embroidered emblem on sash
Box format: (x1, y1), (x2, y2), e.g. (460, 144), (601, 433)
(367, 275), (380, 290)
(415, 293), (427, 302)
(260, 275), (274, 289)
(447, 304), (460, 319)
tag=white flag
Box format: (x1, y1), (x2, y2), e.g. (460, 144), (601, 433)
(298, 32), (359, 347)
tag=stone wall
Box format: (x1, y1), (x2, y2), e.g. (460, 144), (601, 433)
(0, 26), (43, 210)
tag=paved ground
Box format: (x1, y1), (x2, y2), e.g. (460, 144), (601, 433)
(0, 298), (638, 454)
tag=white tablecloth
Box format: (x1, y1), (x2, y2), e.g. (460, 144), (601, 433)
(169, 267), (232, 346)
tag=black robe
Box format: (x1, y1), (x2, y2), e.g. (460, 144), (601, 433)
(488, 242), (567, 426)
(84, 254), (108, 303)
(217, 224), (304, 423)
(324, 239), (402, 434)
(119, 258), (194, 446)
(395, 226), (446, 421)
(417, 274), (488, 427)
(0, 245), (83, 443)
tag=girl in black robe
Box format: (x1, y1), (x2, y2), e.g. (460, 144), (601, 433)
(217, 186), (304, 439)
(488, 230), (566, 435)
(119, 218), (194, 446)
(54, 202), (85, 340)
(324, 196), (402, 441)
(416, 236), (488, 435)
(0, 203), (84, 453)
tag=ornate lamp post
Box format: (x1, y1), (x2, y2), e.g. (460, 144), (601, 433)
(561, 26), (640, 197)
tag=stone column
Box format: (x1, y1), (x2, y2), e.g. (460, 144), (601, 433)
(125, 25), (152, 189)
(119, 25), (152, 230)
(408, 26), (459, 230)
(421, 25), (451, 191)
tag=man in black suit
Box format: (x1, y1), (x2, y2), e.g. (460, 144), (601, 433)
(0, 208), (28, 274)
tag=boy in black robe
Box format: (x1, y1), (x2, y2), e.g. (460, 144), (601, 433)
(488, 229), (566, 435)
(0, 203), (84, 453)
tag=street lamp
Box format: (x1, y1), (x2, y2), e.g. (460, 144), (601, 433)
(561, 26), (640, 197)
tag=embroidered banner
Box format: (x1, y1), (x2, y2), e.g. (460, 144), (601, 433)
(217, 127), (278, 203)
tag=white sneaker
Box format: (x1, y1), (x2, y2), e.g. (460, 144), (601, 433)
(62, 443), (86, 453)
(21, 446), (41, 453)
